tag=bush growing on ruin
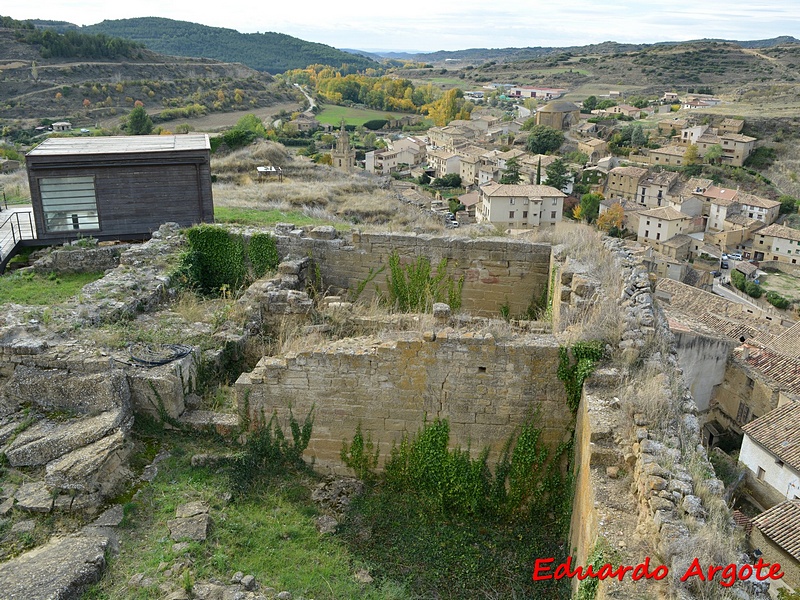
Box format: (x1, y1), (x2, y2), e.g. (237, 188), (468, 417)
(384, 251), (464, 312)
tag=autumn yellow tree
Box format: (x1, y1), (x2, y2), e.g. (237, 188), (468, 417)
(597, 203), (624, 231)
(683, 143), (700, 165)
(423, 88), (472, 126)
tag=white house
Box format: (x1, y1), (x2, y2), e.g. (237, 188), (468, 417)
(477, 183), (565, 229)
(740, 401), (800, 504)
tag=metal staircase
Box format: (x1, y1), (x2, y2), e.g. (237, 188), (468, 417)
(0, 210), (36, 273)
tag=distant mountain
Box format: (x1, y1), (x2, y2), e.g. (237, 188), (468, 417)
(398, 37), (800, 64)
(81, 17), (379, 74)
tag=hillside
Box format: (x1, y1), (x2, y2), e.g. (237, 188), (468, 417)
(405, 37), (800, 65)
(0, 27), (301, 128)
(81, 17), (378, 74)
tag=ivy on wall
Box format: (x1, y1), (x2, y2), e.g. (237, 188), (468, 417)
(557, 341), (605, 413)
(178, 225), (280, 295)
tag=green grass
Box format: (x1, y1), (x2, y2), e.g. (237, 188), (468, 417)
(84, 429), (411, 600)
(0, 270), (104, 306)
(315, 105), (407, 127)
(214, 206), (348, 230)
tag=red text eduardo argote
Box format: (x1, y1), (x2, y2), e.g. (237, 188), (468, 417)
(532, 556), (784, 587)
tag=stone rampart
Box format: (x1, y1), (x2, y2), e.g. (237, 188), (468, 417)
(272, 225), (552, 318)
(236, 330), (571, 471)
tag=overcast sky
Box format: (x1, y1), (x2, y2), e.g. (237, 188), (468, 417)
(6, 1), (799, 52)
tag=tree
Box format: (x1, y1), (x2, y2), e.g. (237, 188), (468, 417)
(431, 173), (462, 188)
(500, 157), (522, 184)
(525, 125), (564, 155)
(535, 157), (542, 185)
(683, 143), (700, 165)
(448, 198), (466, 215)
(544, 158), (570, 192)
(778, 195), (799, 214)
(705, 144), (723, 164)
(578, 193), (603, 223)
(417, 172), (431, 185)
(127, 105), (153, 135)
(582, 95), (598, 112)
(629, 124), (646, 148)
(597, 203), (624, 231)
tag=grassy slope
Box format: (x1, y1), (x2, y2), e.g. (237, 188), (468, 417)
(0, 271), (104, 306)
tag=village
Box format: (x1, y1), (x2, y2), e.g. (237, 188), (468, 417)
(0, 28), (799, 599)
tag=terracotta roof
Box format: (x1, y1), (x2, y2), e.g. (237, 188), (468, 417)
(650, 145), (686, 156)
(723, 133), (757, 143)
(757, 224), (800, 243)
(480, 183), (565, 198)
(580, 138), (607, 148)
(736, 345), (800, 397)
(662, 234), (693, 249)
(704, 185), (739, 203)
(751, 500), (800, 560)
(734, 261), (758, 276)
(765, 322), (800, 360)
(645, 171), (680, 187)
(742, 401), (800, 469)
(732, 509), (753, 536)
(737, 193), (781, 210)
(610, 166), (649, 179)
(639, 206), (689, 220)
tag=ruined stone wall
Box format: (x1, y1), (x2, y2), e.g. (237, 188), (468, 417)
(236, 330), (571, 471)
(672, 330), (733, 411)
(272, 225), (552, 318)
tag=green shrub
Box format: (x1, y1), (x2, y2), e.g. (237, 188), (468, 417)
(248, 232), (280, 279)
(340, 422), (379, 481)
(227, 407), (313, 496)
(744, 281), (763, 298)
(766, 290), (790, 309)
(362, 119), (388, 130)
(384, 251), (463, 312)
(730, 269), (746, 291)
(182, 224), (247, 294)
(178, 226), (281, 294)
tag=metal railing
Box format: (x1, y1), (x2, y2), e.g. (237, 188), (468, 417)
(0, 210), (35, 261)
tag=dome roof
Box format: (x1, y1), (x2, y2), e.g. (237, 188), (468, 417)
(539, 100), (580, 113)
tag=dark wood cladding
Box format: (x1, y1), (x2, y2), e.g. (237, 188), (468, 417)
(26, 142), (213, 242)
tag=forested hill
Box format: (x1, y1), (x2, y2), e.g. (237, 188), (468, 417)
(82, 17), (378, 74)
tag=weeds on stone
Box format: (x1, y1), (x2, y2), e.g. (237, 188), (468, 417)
(227, 407), (314, 497)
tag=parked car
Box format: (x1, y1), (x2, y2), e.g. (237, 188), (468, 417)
(721, 261), (729, 269)
(721, 253), (729, 260)
(711, 270), (721, 277)
(729, 253), (743, 261)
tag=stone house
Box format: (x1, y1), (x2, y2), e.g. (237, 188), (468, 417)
(657, 118), (688, 137)
(637, 206), (691, 247)
(427, 126), (476, 151)
(647, 145), (687, 167)
(51, 121), (72, 132)
(608, 104), (641, 118)
(636, 170), (680, 209)
(292, 114), (320, 132)
(477, 183), (565, 229)
(599, 198), (642, 232)
(752, 224), (800, 264)
(736, 193), (781, 226)
(741, 401), (800, 505)
(719, 118), (745, 134)
(606, 166), (649, 202)
(427, 150), (461, 179)
(750, 500), (800, 595)
(535, 100), (581, 131)
(578, 138), (608, 165)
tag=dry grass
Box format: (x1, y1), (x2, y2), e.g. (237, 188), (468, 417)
(0, 168), (30, 203)
(211, 140), (291, 173)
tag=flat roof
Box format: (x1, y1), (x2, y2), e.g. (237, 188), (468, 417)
(28, 134), (210, 156)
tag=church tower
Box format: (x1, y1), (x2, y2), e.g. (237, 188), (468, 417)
(331, 120), (355, 172)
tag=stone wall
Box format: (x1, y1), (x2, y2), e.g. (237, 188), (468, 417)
(236, 330), (571, 471)
(33, 244), (129, 274)
(271, 225), (552, 318)
(672, 330), (733, 411)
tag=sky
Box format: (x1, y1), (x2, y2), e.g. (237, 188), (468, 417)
(5, 1), (800, 53)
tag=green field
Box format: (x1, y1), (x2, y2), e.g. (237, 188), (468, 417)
(214, 206), (349, 230)
(315, 105), (408, 127)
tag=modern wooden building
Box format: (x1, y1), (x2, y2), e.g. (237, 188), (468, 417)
(25, 135), (213, 243)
